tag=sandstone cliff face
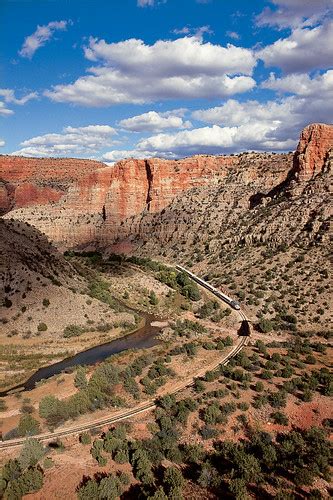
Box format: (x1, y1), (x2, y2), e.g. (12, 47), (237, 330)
(1, 123), (331, 249)
(293, 123), (333, 181)
(0, 154), (236, 248)
(0, 156), (105, 215)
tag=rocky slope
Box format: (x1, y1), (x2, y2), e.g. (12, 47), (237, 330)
(0, 218), (79, 305)
(124, 123), (332, 331)
(0, 218), (136, 391)
(0, 154), (236, 248)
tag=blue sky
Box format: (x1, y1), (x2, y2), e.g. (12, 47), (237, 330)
(0, 0), (332, 162)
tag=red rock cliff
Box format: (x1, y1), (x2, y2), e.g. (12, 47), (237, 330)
(1, 123), (331, 249)
(0, 154), (236, 248)
(293, 123), (333, 181)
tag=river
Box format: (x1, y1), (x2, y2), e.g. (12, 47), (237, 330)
(0, 310), (163, 397)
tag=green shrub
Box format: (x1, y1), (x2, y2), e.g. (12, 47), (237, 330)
(18, 414), (40, 437)
(63, 324), (85, 338)
(258, 319), (273, 333)
(80, 432), (91, 445)
(271, 411), (288, 425)
(149, 290), (159, 305)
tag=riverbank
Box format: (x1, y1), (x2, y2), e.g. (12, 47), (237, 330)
(0, 310), (167, 397)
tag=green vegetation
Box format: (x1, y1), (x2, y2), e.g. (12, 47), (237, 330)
(74, 366), (88, 389)
(63, 324), (87, 338)
(73, 403), (331, 499)
(87, 276), (124, 311)
(37, 353), (170, 427)
(18, 414), (40, 437)
(0, 439), (45, 499)
(149, 290), (159, 305)
(77, 471), (129, 499)
(126, 256), (201, 301)
(79, 432), (91, 445)
(258, 318), (273, 333)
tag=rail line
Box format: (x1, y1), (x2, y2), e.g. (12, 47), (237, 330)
(0, 267), (249, 450)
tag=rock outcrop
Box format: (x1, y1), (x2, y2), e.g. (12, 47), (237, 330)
(0, 154), (236, 248)
(293, 123), (333, 181)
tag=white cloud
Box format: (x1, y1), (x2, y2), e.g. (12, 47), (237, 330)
(172, 25), (213, 38)
(172, 26), (191, 35)
(136, 123), (296, 155)
(139, 72), (333, 156)
(19, 20), (70, 59)
(137, 0), (155, 6)
(137, 0), (167, 6)
(118, 109), (192, 132)
(257, 0), (333, 29)
(83, 36), (255, 75)
(262, 70), (333, 96)
(226, 31), (240, 40)
(45, 36), (256, 106)
(192, 99), (290, 126)
(102, 148), (176, 165)
(0, 138), (5, 147)
(189, 81), (333, 154)
(258, 21), (333, 73)
(0, 102), (13, 116)
(12, 125), (117, 157)
(0, 88), (38, 116)
(0, 88), (38, 105)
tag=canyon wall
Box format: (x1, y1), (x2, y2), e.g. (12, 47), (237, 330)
(0, 154), (236, 248)
(1, 123), (331, 250)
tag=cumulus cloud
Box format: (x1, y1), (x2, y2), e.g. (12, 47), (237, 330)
(136, 123), (296, 155)
(12, 125), (117, 157)
(136, 123), (297, 155)
(102, 148), (176, 165)
(118, 109), (192, 132)
(262, 70), (333, 96)
(258, 21), (333, 73)
(0, 88), (38, 105)
(257, 0), (333, 29)
(19, 20), (70, 59)
(45, 36), (256, 106)
(0, 138), (5, 147)
(190, 86), (333, 153)
(138, 71), (333, 156)
(0, 88), (37, 116)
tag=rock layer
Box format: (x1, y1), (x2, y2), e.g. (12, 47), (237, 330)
(0, 154), (236, 248)
(293, 123), (333, 181)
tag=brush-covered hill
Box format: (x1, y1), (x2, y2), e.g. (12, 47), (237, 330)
(0, 219), (135, 391)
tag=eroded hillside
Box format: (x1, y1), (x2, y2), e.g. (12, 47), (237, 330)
(125, 124), (333, 333)
(0, 220), (136, 391)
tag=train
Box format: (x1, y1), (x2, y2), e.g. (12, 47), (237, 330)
(175, 264), (241, 310)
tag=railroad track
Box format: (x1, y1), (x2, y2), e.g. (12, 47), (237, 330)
(0, 268), (249, 450)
